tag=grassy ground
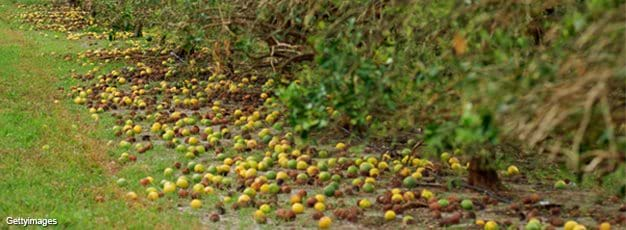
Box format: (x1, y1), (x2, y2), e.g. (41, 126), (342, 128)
(0, 1), (200, 228)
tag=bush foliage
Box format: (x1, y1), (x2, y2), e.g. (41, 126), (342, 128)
(72, 0), (624, 189)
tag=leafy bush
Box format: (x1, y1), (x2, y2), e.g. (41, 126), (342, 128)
(65, 0), (625, 190)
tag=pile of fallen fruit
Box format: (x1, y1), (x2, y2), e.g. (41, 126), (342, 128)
(21, 4), (626, 230)
(17, 4), (134, 40)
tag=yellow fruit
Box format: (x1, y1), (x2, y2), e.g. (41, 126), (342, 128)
(297, 161), (308, 170)
(475, 219), (485, 226)
(564, 221), (578, 230)
(384, 210), (396, 221)
(358, 199), (372, 208)
(391, 194), (404, 203)
(192, 183), (205, 193)
(411, 171), (422, 179)
(421, 189), (434, 200)
(125, 191), (138, 200)
(132, 125), (142, 134)
(292, 203), (305, 214)
(259, 204), (271, 213)
(290, 195), (302, 204)
(599, 222), (611, 230)
(319, 216), (332, 229)
(573, 225), (587, 230)
(507, 165), (520, 175)
(163, 182), (176, 193)
(260, 184), (270, 193)
(176, 178), (189, 188)
(245, 168), (257, 179)
(147, 191), (159, 201)
(315, 194), (326, 203)
(190, 199), (202, 209)
(403, 191), (415, 201)
(253, 210), (266, 223)
(238, 194), (251, 204)
(484, 221), (498, 230)
(335, 142), (346, 151)
(314, 202), (326, 211)
(189, 137), (199, 145)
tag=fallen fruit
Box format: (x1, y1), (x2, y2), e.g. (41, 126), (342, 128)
(461, 199), (473, 210)
(384, 210), (396, 221)
(438, 199), (449, 207)
(336, 142), (347, 151)
(147, 191), (159, 201)
(260, 204), (271, 213)
(292, 203), (305, 214)
(403, 215), (415, 225)
(125, 191), (138, 200)
(525, 218), (542, 230)
(358, 199), (372, 209)
(484, 221), (499, 230)
(403, 176), (418, 188)
(476, 219), (485, 226)
(314, 202), (326, 212)
(507, 165), (520, 175)
(421, 189), (434, 200)
(254, 210), (267, 224)
(190, 199), (202, 209)
(555, 180), (567, 189)
(599, 222), (611, 230)
(318, 216), (332, 229)
(564, 221), (578, 230)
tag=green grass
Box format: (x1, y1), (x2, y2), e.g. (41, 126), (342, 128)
(0, 1), (200, 228)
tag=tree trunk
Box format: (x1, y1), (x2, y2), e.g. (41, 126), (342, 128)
(68, 0), (79, 7)
(134, 23), (143, 38)
(468, 156), (503, 191)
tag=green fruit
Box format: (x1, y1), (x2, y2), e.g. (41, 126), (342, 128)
(525, 219), (542, 230)
(222, 177), (232, 185)
(163, 168), (174, 177)
(287, 159), (297, 169)
(347, 166), (358, 175)
(116, 178), (127, 186)
(323, 185), (336, 197)
(319, 172), (331, 181)
(329, 181), (340, 191)
(438, 199), (449, 207)
(317, 161), (328, 171)
(460, 199), (473, 210)
(207, 166), (218, 174)
(261, 135), (272, 144)
(362, 183), (375, 193)
(243, 188), (256, 197)
(331, 174), (342, 182)
(359, 163), (373, 173)
(192, 173), (202, 182)
(268, 183), (280, 194)
(403, 176), (417, 188)
(296, 173), (308, 181)
(176, 144), (187, 153)
(440, 152), (450, 162)
(266, 171), (277, 180)
(554, 180), (567, 189)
